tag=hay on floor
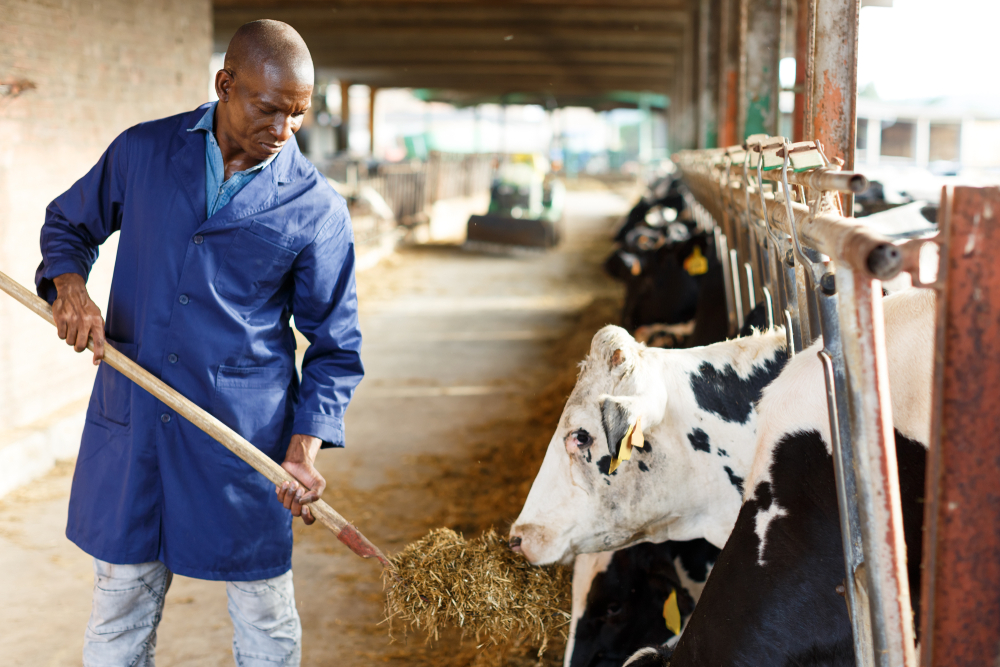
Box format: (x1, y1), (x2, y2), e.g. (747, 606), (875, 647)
(384, 527), (572, 653)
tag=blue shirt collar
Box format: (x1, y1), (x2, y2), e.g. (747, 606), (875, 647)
(187, 102), (279, 175)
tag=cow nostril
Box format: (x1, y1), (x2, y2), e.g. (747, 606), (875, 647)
(509, 536), (522, 551)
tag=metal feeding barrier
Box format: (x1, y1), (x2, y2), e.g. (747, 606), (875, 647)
(676, 136), (944, 667)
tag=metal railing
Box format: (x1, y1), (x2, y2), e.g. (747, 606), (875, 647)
(677, 137), (941, 667)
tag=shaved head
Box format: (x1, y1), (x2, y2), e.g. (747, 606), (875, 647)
(224, 20), (314, 86)
(213, 20), (315, 171)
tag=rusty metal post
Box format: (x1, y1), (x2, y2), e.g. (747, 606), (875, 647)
(921, 186), (1000, 667)
(793, 0), (815, 141)
(717, 0), (740, 147)
(810, 0), (860, 211)
(743, 0), (785, 138)
(338, 79), (351, 153)
(836, 267), (918, 667)
(368, 86), (378, 155)
(698, 0), (722, 148)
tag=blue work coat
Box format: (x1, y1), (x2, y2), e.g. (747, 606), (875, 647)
(36, 104), (364, 581)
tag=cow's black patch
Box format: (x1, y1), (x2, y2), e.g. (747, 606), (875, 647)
(597, 455), (617, 476)
(584, 447), (592, 463)
(687, 428), (711, 453)
(639, 439), (653, 453)
(638, 461), (650, 472)
(688, 351), (788, 424)
(666, 428), (926, 667)
(723, 466), (745, 495)
(717, 448), (729, 457)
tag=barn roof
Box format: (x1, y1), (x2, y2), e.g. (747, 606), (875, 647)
(213, 0), (686, 108)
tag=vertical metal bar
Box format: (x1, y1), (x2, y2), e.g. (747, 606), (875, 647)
(730, 248), (745, 328)
(368, 86), (378, 155)
(744, 0), (785, 138)
(817, 280), (875, 667)
(699, 0), (722, 148)
(810, 0), (861, 210)
(921, 186), (1000, 667)
(338, 79), (351, 153)
(792, 0), (814, 141)
(837, 268), (918, 667)
(716, 229), (739, 337)
(718, 0), (740, 147)
(736, 0), (749, 142)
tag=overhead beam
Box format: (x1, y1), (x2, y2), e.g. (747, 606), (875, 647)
(305, 48), (678, 67)
(318, 75), (674, 95)
(215, 4), (689, 25)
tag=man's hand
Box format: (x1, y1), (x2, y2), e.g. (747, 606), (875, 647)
(277, 434), (325, 525)
(52, 273), (106, 365)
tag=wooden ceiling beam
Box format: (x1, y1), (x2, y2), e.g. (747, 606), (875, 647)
(307, 48), (678, 66)
(215, 4), (688, 25)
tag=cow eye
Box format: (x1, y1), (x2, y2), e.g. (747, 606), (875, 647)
(605, 603), (623, 618)
(574, 429), (593, 447)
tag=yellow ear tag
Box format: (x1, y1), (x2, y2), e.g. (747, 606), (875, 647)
(663, 590), (682, 635)
(683, 246), (709, 276)
(608, 417), (643, 474)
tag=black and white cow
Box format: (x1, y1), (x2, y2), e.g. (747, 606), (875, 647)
(565, 540), (720, 667)
(564, 303), (769, 667)
(509, 323), (788, 564)
(625, 288), (935, 667)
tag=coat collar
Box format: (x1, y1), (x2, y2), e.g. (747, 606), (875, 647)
(169, 104), (304, 233)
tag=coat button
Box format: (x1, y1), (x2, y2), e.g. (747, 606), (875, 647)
(168, 353), (178, 364)
(178, 294), (189, 305)
(193, 235), (204, 245)
(161, 413), (171, 423)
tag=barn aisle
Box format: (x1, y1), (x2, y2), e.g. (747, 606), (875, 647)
(0, 184), (630, 666)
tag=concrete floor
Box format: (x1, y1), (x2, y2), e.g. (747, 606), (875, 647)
(0, 186), (631, 666)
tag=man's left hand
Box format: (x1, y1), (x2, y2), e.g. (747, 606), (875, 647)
(278, 434), (325, 525)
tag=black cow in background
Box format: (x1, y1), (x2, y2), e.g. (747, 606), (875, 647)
(568, 540), (720, 667)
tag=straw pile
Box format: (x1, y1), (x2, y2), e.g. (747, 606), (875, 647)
(384, 527), (572, 654)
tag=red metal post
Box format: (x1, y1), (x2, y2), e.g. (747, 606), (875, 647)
(921, 186), (1000, 667)
(809, 0), (860, 168)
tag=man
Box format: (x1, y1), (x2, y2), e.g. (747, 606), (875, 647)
(35, 20), (362, 666)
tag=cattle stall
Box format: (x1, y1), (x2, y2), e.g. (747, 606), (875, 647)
(666, 2), (1000, 662)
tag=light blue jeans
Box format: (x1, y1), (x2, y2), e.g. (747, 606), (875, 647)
(83, 558), (301, 667)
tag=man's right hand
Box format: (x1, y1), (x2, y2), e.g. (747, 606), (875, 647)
(52, 273), (106, 365)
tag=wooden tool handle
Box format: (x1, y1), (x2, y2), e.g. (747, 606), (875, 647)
(0, 270), (392, 569)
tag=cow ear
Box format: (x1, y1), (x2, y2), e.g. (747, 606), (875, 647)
(601, 397), (631, 460)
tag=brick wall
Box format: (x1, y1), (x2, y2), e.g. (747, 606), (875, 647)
(0, 0), (212, 495)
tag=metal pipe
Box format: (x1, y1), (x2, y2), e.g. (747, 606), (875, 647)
(761, 166), (869, 194)
(920, 186), (1000, 667)
(836, 267), (918, 667)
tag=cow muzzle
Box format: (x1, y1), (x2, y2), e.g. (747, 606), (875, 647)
(508, 523), (566, 565)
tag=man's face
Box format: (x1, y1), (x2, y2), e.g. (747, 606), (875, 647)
(215, 63), (313, 163)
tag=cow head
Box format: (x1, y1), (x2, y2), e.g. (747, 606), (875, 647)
(511, 326), (702, 565)
(510, 324), (786, 565)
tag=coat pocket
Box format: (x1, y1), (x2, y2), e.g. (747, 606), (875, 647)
(214, 222), (297, 309)
(212, 366), (294, 456)
(94, 339), (138, 427)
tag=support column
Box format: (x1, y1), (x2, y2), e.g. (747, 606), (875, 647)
(743, 0), (785, 139)
(671, 9), (698, 151)
(717, 0), (741, 146)
(369, 86), (378, 155)
(793, 0), (814, 141)
(921, 185), (1000, 667)
(866, 115), (882, 166)
(698, 0), (722, 148)
(915, 118), (930, 168)
(809, 0), (860, 168)
(337, 79), (351, 153)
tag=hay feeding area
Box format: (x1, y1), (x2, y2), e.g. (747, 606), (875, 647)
(385, 528), (572, 654)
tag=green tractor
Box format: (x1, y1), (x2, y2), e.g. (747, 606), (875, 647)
(466, 154), (565, 249)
